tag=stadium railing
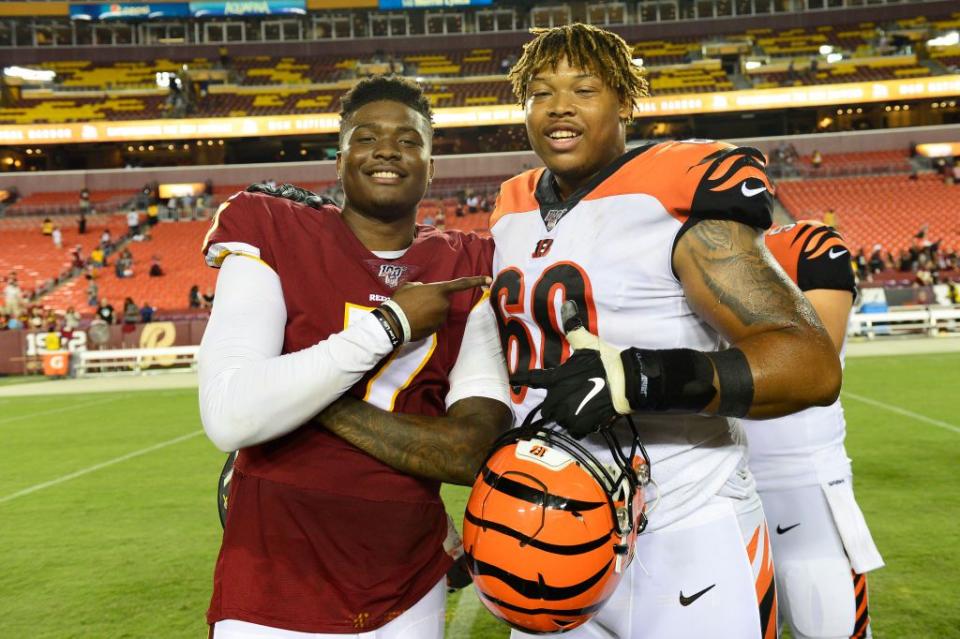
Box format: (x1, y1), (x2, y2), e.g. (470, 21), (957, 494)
(849, 306), (960, 338)
(73, 345), (198, 377)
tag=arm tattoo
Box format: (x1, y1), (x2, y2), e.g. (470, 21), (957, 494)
(684, 220), (821, 329)
(315, 396), (510, 486)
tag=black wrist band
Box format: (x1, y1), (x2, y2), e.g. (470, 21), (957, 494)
(371, 308), (401, 349)
(706, 348), (754, 418)
(621, 348), (716, 412)
(377, 302), (407, 344)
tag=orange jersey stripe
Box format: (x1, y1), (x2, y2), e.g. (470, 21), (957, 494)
(490, 169), (544, 228)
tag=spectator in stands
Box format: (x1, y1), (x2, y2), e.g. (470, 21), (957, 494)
(90, 245), (106, 267)
(79, 187), (91, 215)
(869, 244), (886, 274)
(44, 308), (58, 331)
(434, 209), (446, 231)
(811, 149), (823, 169)
(422, 212), (435, 226)
(201, 287), (215, 309)
(122, 298), (139, 325)
(189, 284), (202, 309)
(140, 302), (155, 323)
(96, 298), (115, 324)
(3, 276), (23, 317)
(86, 276), (99, 308)
(167, 197), (179, 220)
(466, 193), (480, 213)
(454, 200), (464, 217)
(64, 306), (81, 331)
(822, 209), (838, 229)
(7, 313), (22, 330)
(127, 208), (140, 237)
(28, 306), (43, 329)
(41, 217), (53, 235)
(100, 228), (112, 247)
(0, 314), (7, 330)
(52, 225), (62, 249)
(78, 211), (87, 235)
(149, 257), (164, 277)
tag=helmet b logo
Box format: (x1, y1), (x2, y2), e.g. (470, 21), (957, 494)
(532, 239), (554, 258)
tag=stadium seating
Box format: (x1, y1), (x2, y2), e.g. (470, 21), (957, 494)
(794, 150), (913, 176)
(776, 173), (960, 255)
(0, 213), (127, 297)
(39, 220), (217, 313)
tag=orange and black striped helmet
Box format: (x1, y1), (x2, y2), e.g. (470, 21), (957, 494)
(463, 410), (650, 634)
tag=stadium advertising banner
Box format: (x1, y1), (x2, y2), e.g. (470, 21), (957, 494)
(69, 3), (191, 20)
(379, 0), (491, 8)
(189, 0), (306, 16)
(3, 75), (958, 145)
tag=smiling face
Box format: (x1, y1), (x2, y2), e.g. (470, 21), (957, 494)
(337, 99), (434, 222)
(524, 57), (632, 198)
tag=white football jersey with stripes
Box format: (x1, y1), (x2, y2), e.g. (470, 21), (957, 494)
(490, 140), (776, 531)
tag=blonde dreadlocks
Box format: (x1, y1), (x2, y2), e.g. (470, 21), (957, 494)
(508, 24), (649, 119)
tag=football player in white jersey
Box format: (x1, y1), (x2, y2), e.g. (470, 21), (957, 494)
(487, 24), (842, 638)
(743, 221), (883, 639)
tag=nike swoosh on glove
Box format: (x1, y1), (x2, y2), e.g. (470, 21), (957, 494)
(517, 301), (631, 439)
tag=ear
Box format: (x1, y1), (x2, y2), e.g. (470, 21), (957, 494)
(618, 99), (634, 123)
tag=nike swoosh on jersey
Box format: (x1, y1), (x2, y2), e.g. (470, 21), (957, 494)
(679, 584), (716, 606)
(776, 523), (800, 534)
(741, 183), (767, 198)
(828, 248), (848, 259)
(575, 377), (606, 416)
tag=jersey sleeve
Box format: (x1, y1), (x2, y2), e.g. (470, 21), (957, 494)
(651, 140), (774, 230)
(201, 191), (278, 270)
(795, 226), (856, 295)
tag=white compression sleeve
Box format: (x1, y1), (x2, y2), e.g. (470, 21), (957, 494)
(198, 255), (395, 452)
(444, 297), (511, 410)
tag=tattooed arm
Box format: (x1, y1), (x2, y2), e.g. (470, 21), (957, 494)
(315, 396), (512, 485)
(674, 219), (841, 418)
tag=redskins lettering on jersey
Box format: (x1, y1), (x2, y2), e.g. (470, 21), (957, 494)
(490, 140), (773, 532)
(744, 220), (856, 491)
(765, 220), (856, 296)
(201, 190), (493, 633)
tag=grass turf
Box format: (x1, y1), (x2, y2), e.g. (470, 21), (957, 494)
(0, 352), (957, 638)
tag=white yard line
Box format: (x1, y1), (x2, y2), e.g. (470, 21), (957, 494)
(842, 391), (960, 435)
(447, 586), (483, 637)
(0, 430), (204, 505)
(0, 395), (125, 426)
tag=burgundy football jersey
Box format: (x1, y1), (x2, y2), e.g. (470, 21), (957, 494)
(201, 191), (493, 633)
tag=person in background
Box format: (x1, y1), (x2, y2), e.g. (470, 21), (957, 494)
(147, 205), (160, 227)
(189, 284), (202, 309)
(90, 245), (106, 267)
(122, 297), (139, 325)
(127, 208), (140, 237)
(86, 276), (99, 308)
(78, 211), (87, 235)
(79, 187), (91, 216)
(64, 306), (81, 331)
(201, 287), (215, 308)
(52, 225), (63, 249)
(96, 298), (115, 324)
(149, 257), (164, 277)
(812, 149), (823, 169)
(42, 217), (53, 235)
(140, 302), (155, 323)
(4, 275), (23, 317)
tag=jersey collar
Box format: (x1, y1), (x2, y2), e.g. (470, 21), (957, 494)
(534, 143), (655, 231)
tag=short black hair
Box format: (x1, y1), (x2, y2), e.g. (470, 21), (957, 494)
(339, 75), (433, 144)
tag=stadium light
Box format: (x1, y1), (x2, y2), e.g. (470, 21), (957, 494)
(3, 66), (55, 82)
(826, 53), (843, 64)
(744, 60), (762, 71)
(632, 57), (644, 67)
(927, 31), (958, 47)
(819, 45), (833, 55)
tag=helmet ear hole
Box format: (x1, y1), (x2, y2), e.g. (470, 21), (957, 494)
(462, 423), (649, 634)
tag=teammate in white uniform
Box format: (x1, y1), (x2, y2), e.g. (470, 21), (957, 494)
(744, 221), (883, 639)
(489, 25), (842, 638)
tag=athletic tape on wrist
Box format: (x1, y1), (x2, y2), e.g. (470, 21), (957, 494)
(371, 308), (401, 349)
(707, 348), (754, 418)
(381, 300), (411, 344)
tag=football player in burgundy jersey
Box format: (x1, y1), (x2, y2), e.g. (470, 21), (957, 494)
(484, 25), (842, 638)
(743, 221), (883, 639)
(198, 76), (511, 638)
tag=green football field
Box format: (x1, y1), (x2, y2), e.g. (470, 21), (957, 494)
(1, 352), (958, 638)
